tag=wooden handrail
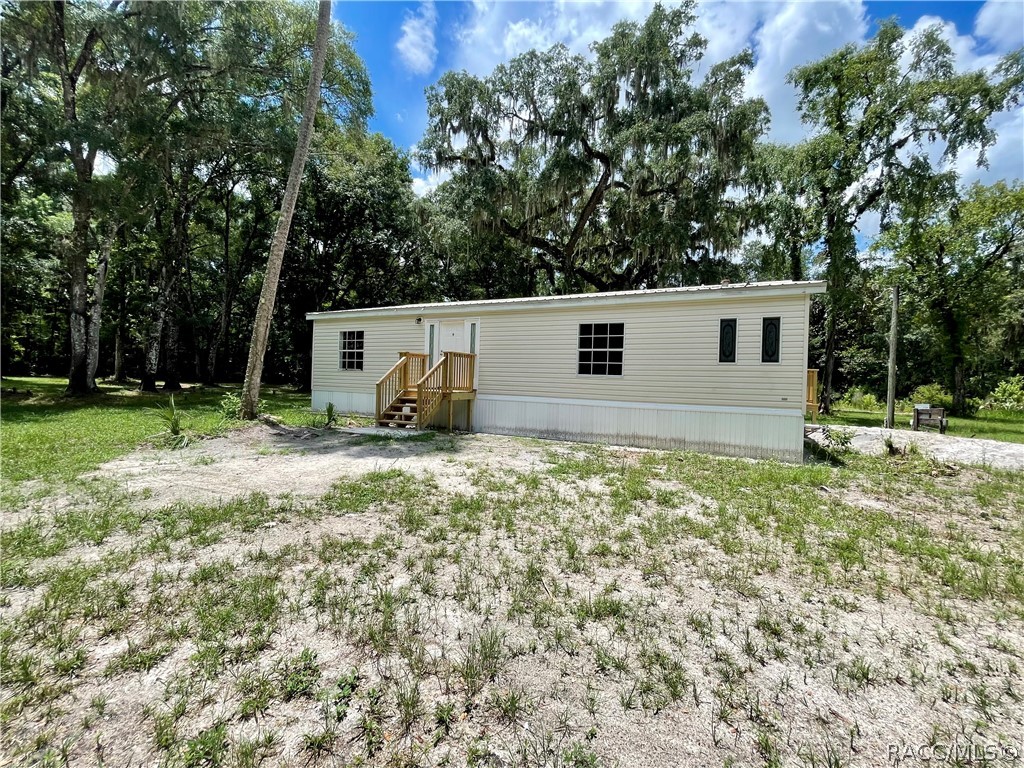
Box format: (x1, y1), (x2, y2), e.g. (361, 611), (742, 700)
(444, 351), (476, 391)
(375, 356), (408, 421)
(416, 356), (447, 427)
(401, 352), (428, 390)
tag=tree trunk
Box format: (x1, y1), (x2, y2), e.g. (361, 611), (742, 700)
(207, 289), (234, 385)
(239, 0), (332, 420)
(141, 267), (173, 392)
(113, 320), (126, 383)
(162, 293), (182, 392)
(85, 224), (117, 389)
(113, 256), (132, 383)
(939, 304), (968, 415)
(206, 187), (235, 385)
(52, 1), (104, 396)
(788, 241), (803, 282)
(66, 192), (93, 394)
(820, 306), (837, 414)
(818, 209), (855, 415)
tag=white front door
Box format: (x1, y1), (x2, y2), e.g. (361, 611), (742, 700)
(440, 320), (465, 353)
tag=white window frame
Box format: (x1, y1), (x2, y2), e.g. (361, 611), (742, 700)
(339, 329), (364, 371)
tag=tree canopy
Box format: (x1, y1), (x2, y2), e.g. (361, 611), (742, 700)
(2, 0), (1022, 416)
(418, 2), (768, 292)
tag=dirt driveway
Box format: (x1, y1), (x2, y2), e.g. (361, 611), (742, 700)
(809, 425), (1024, 470)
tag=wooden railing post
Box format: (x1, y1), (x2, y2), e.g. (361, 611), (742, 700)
(806, 369), (818, 424)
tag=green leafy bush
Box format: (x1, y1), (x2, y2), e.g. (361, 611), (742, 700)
(821, 426), (854, 453)
(988, 375), (1024, 412)
(906, 383), (953, 411)
(219, 391), (242, 419)
(323, 402), (337, 428)
(219, 390), (264, 419)
(837, 388), (883, 411)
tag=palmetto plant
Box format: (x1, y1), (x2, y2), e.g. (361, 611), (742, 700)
(323, 402), (337, 429)
(149, 395), (190, 449)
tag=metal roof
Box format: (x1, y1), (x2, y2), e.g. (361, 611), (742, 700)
(305, 280), (827, 320)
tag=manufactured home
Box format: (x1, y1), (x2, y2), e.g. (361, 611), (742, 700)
(306, 280), (826, 462)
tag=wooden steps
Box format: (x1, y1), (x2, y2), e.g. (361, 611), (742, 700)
(375, 352), (477, 431)
(377, 391), (418, 428)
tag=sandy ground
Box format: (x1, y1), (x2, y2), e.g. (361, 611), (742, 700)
(86, 424), (551, 508)
(808, 425), (1024, 470)
(3, 426), (1023, 768)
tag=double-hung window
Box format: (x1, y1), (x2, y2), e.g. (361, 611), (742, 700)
(339, 330), (364, 370)
(578, 322), (624, 376)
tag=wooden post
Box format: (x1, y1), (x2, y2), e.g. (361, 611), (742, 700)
(885, 284), (899, 429)
(466, 398), (473, 432)
(447, 398), (453, 433)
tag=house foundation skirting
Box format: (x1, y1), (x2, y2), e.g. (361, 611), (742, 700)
(472, 395), (805, 462)
(312, 390), (806, 462)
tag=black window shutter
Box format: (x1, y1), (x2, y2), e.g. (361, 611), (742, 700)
(761, 317), (780, 363)
(719, 319), (736, 363)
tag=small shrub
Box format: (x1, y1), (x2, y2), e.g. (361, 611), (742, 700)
(278, 648), (321, 701)
(434, 700), (457, 734)
(820, 426), (853, 453)
(150, 395), (189, 449)
(907, 383), (953, 411)
(219, 391), (242, 419)
(988, 375), (1024, 412)
(183, 723), (228, 768)
(322, 669), (359, 722)
(837, 388), (883, 411)
(219, 390), (265, 419)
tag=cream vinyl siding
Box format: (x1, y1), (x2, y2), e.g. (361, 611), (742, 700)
(311, 293), (808, 411)
(474, 295), (805, 410)
(311, 316), (422, 394)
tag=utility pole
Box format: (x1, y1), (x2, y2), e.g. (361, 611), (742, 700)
(885, 284), (899, 429)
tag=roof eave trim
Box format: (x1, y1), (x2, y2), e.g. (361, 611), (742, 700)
(305, 281), (827, 321)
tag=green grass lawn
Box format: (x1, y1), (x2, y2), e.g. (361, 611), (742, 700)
(0, 376), (338, 486)
(820, 407), (1024, 443)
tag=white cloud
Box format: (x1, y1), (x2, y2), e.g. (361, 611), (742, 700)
(745, 0), (868, 144)
(453, 0), (654, 75)
(396, 1), (438, 76)
(975, 0), (1024, 50)
(412, 167), (452, 197)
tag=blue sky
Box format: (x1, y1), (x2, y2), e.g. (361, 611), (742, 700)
(333, 0), (1024, 206)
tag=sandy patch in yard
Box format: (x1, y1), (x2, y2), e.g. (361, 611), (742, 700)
(87, 424), (550, 508)
(3, 428), (1023, 768)
(809, 425), (1024, 470)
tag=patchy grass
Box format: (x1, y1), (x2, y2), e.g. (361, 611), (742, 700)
(2, 398), (1023, 766)
(822, 406), (1024, 443)
(0, 376), (371, 488)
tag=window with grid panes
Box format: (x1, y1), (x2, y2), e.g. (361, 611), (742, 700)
(577, 322), (624, 376)
(339, 330), (364, 370)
